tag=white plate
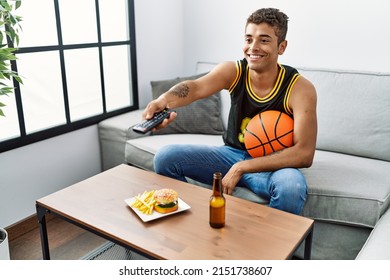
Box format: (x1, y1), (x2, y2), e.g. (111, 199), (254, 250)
(125, 197), (191, 222)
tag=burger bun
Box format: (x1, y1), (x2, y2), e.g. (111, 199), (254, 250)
(153, 188), (178, 214)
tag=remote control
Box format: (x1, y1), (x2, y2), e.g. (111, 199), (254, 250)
(132, 109), (174, 133)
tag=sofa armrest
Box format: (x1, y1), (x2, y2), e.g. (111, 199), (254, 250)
(98, 109), (145, 170)
(356, 207), (390, 259)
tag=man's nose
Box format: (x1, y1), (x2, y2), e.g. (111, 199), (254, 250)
(250, 41), (260, 51)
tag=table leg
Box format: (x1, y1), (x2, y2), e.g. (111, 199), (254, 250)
(303, 228), (313, 260)
(36, 204), (50, 260)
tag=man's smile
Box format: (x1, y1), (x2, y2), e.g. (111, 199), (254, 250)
(247, 53), (266, 60)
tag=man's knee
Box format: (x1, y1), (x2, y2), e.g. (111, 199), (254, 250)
(271, 168), (307, 199)
(154, 145), (176, 174)
(272, 168), (305, 184)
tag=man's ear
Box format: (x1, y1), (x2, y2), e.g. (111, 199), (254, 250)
(278, 40), (287, 55)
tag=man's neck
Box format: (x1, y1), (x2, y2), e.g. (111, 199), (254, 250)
(249, 64), (280, 98)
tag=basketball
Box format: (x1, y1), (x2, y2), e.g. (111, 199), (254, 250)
(244, 110), (294, 158)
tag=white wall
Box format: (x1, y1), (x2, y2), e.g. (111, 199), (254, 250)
(134, 0), (184, 108)
(182, 0), (390, 73)
(0, 126), (101, 228)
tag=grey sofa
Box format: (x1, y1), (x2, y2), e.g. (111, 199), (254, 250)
(98, 62), (390, 260)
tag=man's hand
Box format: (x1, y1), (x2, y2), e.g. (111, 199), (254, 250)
(142, 97), (167, 120)
(142, 97), (177, 131)
(222, 163), (244, 195)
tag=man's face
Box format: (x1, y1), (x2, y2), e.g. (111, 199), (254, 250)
(243, 23), (287, 72)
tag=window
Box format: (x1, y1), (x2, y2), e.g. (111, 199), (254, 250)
(0, 0), (138, 151)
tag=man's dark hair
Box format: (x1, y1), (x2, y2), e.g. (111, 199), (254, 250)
(246, 8), (289, 44)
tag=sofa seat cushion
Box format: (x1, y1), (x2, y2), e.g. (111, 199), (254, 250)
(301, 150), (390, 227)
(125, 134), (225, 171)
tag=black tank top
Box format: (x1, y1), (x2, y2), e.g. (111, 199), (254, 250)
(223, 59), (300, 149)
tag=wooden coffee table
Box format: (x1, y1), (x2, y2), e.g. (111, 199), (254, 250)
(36, 164), (313, 260)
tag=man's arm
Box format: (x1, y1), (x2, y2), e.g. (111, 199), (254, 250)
(222, 76), (317, 194)
(142, 61), (237, 128)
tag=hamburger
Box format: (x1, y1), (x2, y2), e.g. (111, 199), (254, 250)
(153, 188), (178, 214)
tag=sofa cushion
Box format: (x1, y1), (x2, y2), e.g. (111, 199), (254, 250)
(125, 134), (225, 171)
(301, 150), (390, 227)
(298, 68), (390, 162)
(150, 73), (224, 135)
(98, 109), (145, 170)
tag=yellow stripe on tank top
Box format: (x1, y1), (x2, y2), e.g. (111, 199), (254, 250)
(246, 65), (285, 103)
(228, 60), (242, 93)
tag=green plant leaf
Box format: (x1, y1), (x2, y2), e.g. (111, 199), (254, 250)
(0, 86), (13, 95)
(0, 102), (7, 117)
(14, 75), (22, 83)
(0, 2), (11, 11)
(0, 0), (22, 117)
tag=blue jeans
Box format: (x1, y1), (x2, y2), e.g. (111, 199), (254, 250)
(154, 144), (307, 215)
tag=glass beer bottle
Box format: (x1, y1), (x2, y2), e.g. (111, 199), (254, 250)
(209, 172), (225, 228)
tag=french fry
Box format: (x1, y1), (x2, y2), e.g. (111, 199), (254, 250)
(131, 190), (157, 215)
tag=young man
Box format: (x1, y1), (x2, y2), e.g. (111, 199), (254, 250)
(142, 8), (317, 215)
